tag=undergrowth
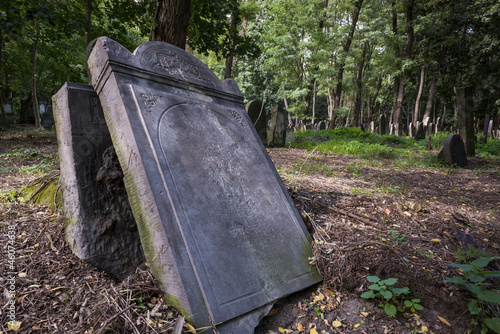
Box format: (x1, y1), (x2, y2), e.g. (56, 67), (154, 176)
(287, 127), (500, 167)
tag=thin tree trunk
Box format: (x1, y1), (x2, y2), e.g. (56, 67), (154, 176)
(224, 8), (238, 79)
(31, 19), (40, 128)
(312, 80), (317, 124)
(353, 41), (368, 127)
(393, 0), (414, 135)
(413, 64), (425, 124)
(422, 44), (447, 125)
(329, 0), (364, 129)
(0, 29), (5, 117)
(282, 83), (292, 126)
(151, 0), (191, 49)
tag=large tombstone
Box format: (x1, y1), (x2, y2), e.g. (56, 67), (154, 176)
(87, 37), (321, 333)
(246, 100), (268, 146)
(457, 87), (475, 156)
(268, 105), (287, 147)
(438, 134), (468, 167)
(378, 114), (386, 135)
(53, 82), (145, 281)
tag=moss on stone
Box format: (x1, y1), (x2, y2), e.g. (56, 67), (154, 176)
(21, 171), (61, 211)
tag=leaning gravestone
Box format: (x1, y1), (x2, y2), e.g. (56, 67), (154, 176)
(414, 121), (426, 140)
(378, 114), (386, 135)
(438, 134), (468, 167)
(246, 100), (268, 146)
(268, 105), (287, 147)
(87, 37), (321, 333)
(53, 82), (145, 281)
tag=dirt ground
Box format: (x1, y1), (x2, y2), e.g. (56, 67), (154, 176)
(1, 126), (499, 334)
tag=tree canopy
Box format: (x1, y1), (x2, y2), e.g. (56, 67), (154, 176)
(1, 0), (499, 131)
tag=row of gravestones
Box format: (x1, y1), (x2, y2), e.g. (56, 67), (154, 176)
(53, 37), (321, 334)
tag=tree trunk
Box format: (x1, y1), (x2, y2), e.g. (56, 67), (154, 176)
(282, 83), (292, 126)
(353, 41), (368, 127)
(0, 29), (5, 117)
(422, 44), (447, 125)
(85, 0), (92, 47)
(224, 8), (238, 79)
(31, 19), (40, 128)
(393, 0), (414, 135)
(312, 80), (316, 124)
(151, 0), (191, 49)
(329, 0), (364, 129)
(413, 64), (425, 124)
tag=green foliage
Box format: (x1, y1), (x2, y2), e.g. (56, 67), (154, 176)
(445, 246), (500, 333)
(477, 139), (500, 158)
(360, 276), (421, 317)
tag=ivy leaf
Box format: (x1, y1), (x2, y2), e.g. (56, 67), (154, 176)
(366, 276), (380, 283)
(361, 290), (376, 299)
(477, 290), (500, 304)
(384, 303), (397, 317)
(484, 318), (500, 334)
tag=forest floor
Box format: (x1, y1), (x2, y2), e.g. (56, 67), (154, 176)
(1, 125), (499, 334)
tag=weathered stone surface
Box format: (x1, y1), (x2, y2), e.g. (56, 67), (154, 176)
(87, 37), (321, 333)
(247, 100), (268, 146)
(414, 121), (426, 140)
(438, 134), (468, 167)
(268, 105), (287, 147)
(378, 114), (386, 135)
(52, 82), (145, 281)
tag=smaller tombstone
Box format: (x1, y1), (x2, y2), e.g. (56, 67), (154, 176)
(305, 122), (314, 130)
(438, 134), (468, 167)
(488, 119), (493, 135)
(370, 121), (375, 132)
(480, 114), (490, 143)
(414, 122), (426, 140)
(268, 105), (287, 147)
(408, 122), (414, 138)
(436, 117), (441, 133)
(318, 120), (326, 130)
(53, 82), (145, 281)
(4, 104), (13, 115)
(41, 105), (55, 130)
(426, 123), (434, 136)
(378, 114), (386, 135)
(246, 100), (267, 146)
(423, 116), (430, 127)
(456, 87), (475, 156)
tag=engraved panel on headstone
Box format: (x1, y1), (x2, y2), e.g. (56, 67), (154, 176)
(52, 82), (145, 281)
(87, 37), (321, 333)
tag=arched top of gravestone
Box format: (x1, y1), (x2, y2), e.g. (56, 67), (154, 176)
(88, 37), (242, 98)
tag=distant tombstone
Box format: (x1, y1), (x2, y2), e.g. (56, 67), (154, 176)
(408, 122), (414, 137)
(414, 121), (426, 140)
(268, 105), (287, 147)
(52, 82), (145, 281)
(436, 117), (441, 133)
(41, 105), (55, 130)
(4, 104), (13, 115)
(457, 87), (475, 156)
(378, 114), (386, 135)
(438, 134), (468, 167)
(488, 119), (493, 134)
(426, 123), (434, 136)
(318, 120), (326, 130)
(87, 37), (321, 333)
(423, 116), (430, 127)
(246, 100), (268, 146)
(370, 121), (375, 132)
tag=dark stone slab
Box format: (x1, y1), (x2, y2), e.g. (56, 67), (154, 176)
(414, 122), (426, 140)
(268, 105), (287, 147)
(247, 100), (268, 146)
(87, 37), (321, 333)
(438, 134), (468, 167)
(378, 114), (386, 135)
(52, 82), (145, 281)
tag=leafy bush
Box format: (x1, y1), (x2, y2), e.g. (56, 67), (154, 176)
(445, 246), (500, 333)
(361, 276), (422, 317)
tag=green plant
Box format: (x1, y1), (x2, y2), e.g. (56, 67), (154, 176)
(445, 247), (500, 333)
(360, 276), (420, 317)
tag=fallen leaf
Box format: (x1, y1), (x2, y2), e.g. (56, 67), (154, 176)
(385, 209), (391, 215)
(7, 320), (21, 331)
(313, 293), (325, 303)
(354, 323), (360, 328)
(309, 328), (317, 334)
(431, 239), (441, 243)
(297, 323), (304, 332)
(186, 323), (197, 333)
(421, 325), (428, 332)
(18, 273), (27, 278)
(278, 327), (285, 333)
(360, 312), (370, 317)
(332, 320), (342, 327)
(436, 315), (451, 326)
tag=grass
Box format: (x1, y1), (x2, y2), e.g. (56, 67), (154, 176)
(287, 127), (500, 168)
